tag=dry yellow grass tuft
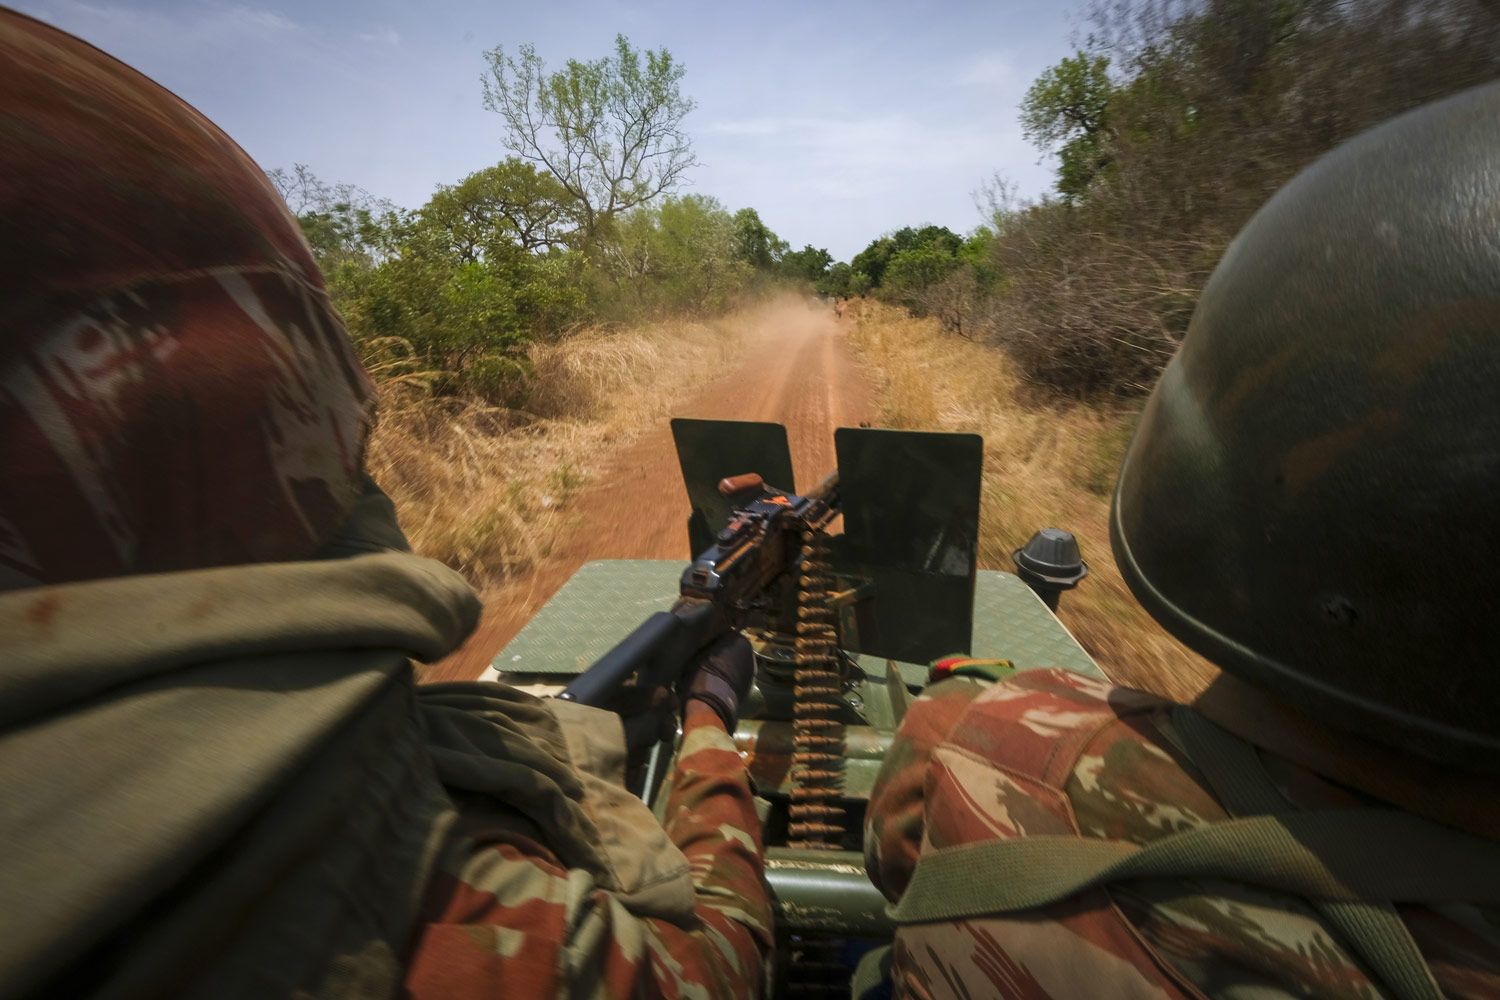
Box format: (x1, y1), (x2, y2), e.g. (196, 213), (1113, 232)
(846, 300), (1218, 701)
(365, 316), (741, 586)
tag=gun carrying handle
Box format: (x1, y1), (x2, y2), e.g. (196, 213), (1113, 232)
(718, 472), (764, 496)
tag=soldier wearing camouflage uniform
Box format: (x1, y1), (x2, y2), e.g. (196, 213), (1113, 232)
(0, 11), (770, 998)
(864, 83), (1500, 999)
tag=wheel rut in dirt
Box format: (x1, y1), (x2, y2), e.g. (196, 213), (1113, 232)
(425, 300), (873, 682)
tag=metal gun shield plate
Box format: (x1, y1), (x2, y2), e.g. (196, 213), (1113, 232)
(833, 427), (984, 666)
(671, 418), (796, 556)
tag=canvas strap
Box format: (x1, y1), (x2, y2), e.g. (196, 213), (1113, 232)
(1158, 708), (1446, 1000)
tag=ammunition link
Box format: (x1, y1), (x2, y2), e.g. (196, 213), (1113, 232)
(787, 526), (848, 852)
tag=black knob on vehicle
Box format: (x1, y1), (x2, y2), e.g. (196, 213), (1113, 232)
(1013, 528), (1088, 610)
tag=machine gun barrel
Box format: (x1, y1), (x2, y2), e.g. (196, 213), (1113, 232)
(557, 598), (724, 707)
(806, 470), (839, 507)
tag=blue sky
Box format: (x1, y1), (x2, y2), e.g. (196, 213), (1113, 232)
(14, 0), (1080, 259)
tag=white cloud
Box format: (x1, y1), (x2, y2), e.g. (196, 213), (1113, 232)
(221, 4), (298, 35)
(709, 118), (792, 137)
(28, 0), (304, 43)
(17, 0), (400, 98)
(959, 52), (1017, 87)
(705, 113), (1026, 202)
(356, 25), (401, 47)
(16, 0), (1073, 259)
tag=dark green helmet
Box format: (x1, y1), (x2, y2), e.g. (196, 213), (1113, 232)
(1111, 83), (1500, 772)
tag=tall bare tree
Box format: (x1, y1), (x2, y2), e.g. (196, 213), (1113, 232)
(481, 35), (696, 250)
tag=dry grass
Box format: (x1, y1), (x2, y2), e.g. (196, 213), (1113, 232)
(846, 300), (1218, 701)
(366, 316), (741, 586)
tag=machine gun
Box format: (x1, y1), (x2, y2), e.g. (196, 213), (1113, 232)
(557, 417), (995, 849)
(557, 416), (994, 721)
(557, 469), (840, 711)
(557, 466), (850, 836)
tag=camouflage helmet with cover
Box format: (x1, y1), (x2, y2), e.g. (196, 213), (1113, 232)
(0, 10), (376, 589)
(1111, 82), (1500, 772)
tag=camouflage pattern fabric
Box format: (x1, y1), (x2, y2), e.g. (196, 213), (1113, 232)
(405, 701), (774, 999)
(0, 10), (374, 589)
(865, 669), (1500, 998)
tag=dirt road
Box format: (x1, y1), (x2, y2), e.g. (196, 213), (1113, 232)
(426, 299), (874, 682)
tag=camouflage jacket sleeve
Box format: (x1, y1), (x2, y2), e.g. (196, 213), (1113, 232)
(865, 668), (1500, 999)
(404, 701), (772, 999)
(863, 677), (987, 902)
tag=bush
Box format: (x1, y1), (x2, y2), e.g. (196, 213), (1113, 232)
(963, 0), (1500, 397)
(598, 195), (756, 319)
(275, 162), (787, 401)
(882, 246), (962, 312)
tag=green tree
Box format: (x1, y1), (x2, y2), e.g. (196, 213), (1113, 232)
(267, 163), (394, 271)
(730, 207), (788, 271)
(482, 35), (696, 250)
(779, 244), (833, 284)
(817, 261), (855, 297)
(849, 236), (893, 288)
(1020, 52), (1113, 200)
(606, 195), (752, 317)
(882, 245), (961, 308)
(422, 159), (582, 259)
(850, 225), (962, 289)
(958, 229), (1000, 288)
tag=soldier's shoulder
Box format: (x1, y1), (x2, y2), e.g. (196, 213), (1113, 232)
(967, 666), (1172, 720)
(936, 668), (1171, 774)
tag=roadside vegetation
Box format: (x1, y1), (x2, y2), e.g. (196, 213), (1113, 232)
(832, 0), (1500, 397)
(271, 37), (840, 405)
